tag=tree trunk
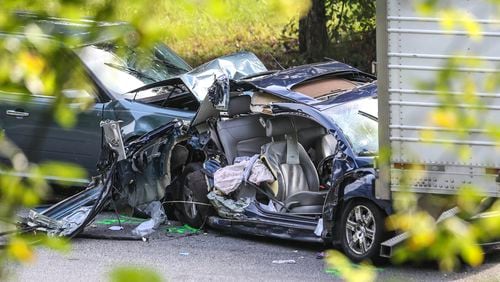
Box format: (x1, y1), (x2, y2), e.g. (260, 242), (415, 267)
(298, 17), (307, 53)
(298, 0), (328, 62)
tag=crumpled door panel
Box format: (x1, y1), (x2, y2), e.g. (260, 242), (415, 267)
(20, 119), (182, 238)
(22, 171), (113, 238)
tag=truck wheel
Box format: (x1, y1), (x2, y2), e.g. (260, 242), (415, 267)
(340, 199), (384, 262)
(178, 163), (212, 228)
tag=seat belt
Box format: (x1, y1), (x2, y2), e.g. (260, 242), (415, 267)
(207, 118), (227, 161)
(246, 181), (290, 212)
(286, 133), (300, 165)
(242, 154), (260, 182)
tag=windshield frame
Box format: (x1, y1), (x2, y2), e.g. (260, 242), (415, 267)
(76, 41), (191, 98)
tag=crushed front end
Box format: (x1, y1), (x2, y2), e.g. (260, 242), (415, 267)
(20, 119), (185, 238)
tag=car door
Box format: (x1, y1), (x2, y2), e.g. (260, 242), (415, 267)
(1, 94), (103, 177)
(0, 46), (104, 181)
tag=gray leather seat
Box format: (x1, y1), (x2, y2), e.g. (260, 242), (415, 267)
(217, 95), (271, 164)
(294, 117), (326, 150)
(293, 117), (327, 165)
(261, 117), (327, 214)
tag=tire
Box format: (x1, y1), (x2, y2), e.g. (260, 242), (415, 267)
(339, 199), (385, 262)
(177, 163), (212, 228)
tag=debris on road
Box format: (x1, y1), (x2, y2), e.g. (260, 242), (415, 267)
(165, 224), (199, 236)
(272, 259), (296, 264)
(316, 251), (325, 259)
(131, 201), (167, 238)
(95, 215), (146, 225)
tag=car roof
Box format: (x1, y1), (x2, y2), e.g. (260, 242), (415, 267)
(234, 60), (377, 106)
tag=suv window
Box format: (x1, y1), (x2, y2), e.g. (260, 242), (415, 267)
(0, 37), (98, 103)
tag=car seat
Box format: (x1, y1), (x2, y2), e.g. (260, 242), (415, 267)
(261, 117), (327, 214)
(216, 95), (271, 164)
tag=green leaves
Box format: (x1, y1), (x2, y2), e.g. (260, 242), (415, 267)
(38, 161), (88, 184)
(325, 250), (376, 282)
(109, 267), (163, 282)
(5, 234), (70, 265)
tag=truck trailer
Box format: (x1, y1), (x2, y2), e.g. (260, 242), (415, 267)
(376, 0), (500, 256)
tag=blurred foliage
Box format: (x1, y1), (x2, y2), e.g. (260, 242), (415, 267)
(0, 0), (498, 281)
(109, 266), (163, 282)
(0, 134), (82, 277)
(324, 250), (376, 282)
(326, 0), (376, 40)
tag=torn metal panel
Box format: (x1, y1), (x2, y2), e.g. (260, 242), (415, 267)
(114, 120), (183, 208)
(23, 172), (114, 237)
(101, 120), (126, 161)
(178, 52), (267, 101)
(21, 119), (182, 237)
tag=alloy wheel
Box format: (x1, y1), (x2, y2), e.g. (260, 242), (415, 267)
(345, 204), (376, 255)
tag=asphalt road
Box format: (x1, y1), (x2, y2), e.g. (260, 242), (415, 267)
(7, 214), (500, 282)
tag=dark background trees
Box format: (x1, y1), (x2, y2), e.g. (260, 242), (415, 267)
(298, 0), (328, 62)
(295, 0), (376, 71)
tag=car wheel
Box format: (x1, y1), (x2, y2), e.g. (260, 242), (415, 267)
(178, 163), (212, 228)
(340, 199), (384, 262)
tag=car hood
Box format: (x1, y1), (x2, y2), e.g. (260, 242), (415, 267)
(100, 51), (265, 102)
(176, 51), (267, 101)
(125, 51), (266, 127)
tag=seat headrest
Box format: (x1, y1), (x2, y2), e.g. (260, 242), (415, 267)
(227, 95), (251, 117)
(265, 117), (295, 137)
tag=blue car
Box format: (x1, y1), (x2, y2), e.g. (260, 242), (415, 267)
(22, 49), (391, 261)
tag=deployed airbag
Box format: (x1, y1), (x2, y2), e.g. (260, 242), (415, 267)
(213, 155), (274, 195)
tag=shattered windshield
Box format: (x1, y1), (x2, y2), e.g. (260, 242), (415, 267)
(322, 97), (378, 156)
(77, 42), (191, 96)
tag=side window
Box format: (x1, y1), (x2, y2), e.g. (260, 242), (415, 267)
(53, 51), (100, 105)
(8, 40), (100, 104)
(59, 68), (100, 106)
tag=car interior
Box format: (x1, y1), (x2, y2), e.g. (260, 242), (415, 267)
(290, 73), (374, 100)
(212, 94), (338, 215)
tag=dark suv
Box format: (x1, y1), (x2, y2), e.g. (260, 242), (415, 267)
(0, 17), (197, 184)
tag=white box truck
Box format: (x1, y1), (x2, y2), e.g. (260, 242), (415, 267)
(375, 0), (500, 256)
(376, 0), (499, 199)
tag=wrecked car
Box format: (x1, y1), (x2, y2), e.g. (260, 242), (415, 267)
(21, 59), (391, 262)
